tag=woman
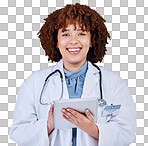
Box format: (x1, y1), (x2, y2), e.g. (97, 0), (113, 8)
(9, 3), (136, 146)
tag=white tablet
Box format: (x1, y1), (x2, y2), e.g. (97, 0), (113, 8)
(54, 98), (98, 129)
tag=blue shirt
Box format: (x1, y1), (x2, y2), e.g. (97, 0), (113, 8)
(63, 61), (88, 146)
(63, 61), (88, 99)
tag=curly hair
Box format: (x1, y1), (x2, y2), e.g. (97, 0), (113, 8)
(38, 3), (111, 63)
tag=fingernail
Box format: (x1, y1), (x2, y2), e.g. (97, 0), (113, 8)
(61, 109), (65, 112)
(86, 109), (89, 112)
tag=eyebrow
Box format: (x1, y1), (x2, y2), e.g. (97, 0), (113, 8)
(62, 28), (84, 32)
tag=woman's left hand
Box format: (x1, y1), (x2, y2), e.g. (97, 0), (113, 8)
(61, 108), (99, 140)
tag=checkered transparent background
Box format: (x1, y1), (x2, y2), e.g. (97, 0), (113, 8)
(0, 0), (148, 145)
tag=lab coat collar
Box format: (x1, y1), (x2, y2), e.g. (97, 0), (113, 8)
(82, 61), (100, 98)
(55, 59), (99, 74)
(54, 59), (66, 82)
(54, 59), (100, 99)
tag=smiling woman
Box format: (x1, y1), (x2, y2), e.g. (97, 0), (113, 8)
(9, 3), (136, 146)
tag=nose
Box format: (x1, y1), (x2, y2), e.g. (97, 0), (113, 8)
(69, 35), (79, 45)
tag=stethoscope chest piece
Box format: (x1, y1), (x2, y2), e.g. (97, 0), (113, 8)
(98, 98), (107, 106)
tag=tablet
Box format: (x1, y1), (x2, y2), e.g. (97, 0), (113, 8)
(54, 98), (98, 129)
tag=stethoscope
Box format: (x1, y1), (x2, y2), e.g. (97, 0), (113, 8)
(39, 64), (107, 106)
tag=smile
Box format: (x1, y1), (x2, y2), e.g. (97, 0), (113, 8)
(67, 48), (81, 52)
(66, 47), (82, 55)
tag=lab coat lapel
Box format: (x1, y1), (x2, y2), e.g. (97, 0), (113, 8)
(53, 59), (100, 100)
(82, 61), (100, 99)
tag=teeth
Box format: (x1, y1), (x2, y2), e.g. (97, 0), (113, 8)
(67, 48), (81, 52)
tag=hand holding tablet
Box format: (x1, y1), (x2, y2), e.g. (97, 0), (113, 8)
(54, 98), (98, 129)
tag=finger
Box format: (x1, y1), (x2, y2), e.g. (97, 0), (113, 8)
(62, 111), (72, 120)
(67, 108), (82, 119)
(49, 104), (54, 118)
(61, 109), (75, 123)
(62, 109), (79, 125)
(62, 109), (77, 120)
(49, 104), (54, 113)
(85, 109), (95, 122)
(62, 115), (74, 124)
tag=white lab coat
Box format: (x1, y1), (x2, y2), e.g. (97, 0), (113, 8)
(9, 59), (136, 146)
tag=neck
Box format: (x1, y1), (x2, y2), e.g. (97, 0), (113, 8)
(63, 59), (87, 72)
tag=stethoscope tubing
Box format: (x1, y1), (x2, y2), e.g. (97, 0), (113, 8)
(39, 64), (106, 106)
(92, 64), (103, 100)
(40, 69), (63, 105)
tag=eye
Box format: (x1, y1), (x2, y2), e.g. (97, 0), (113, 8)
(62, 34), (70, 36)
(78, 33), (86, 36)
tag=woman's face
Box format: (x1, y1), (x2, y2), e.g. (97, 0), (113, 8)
(57, 23), (91, 68)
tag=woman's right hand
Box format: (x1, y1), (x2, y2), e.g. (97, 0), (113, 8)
(47, 104), (54, 135)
